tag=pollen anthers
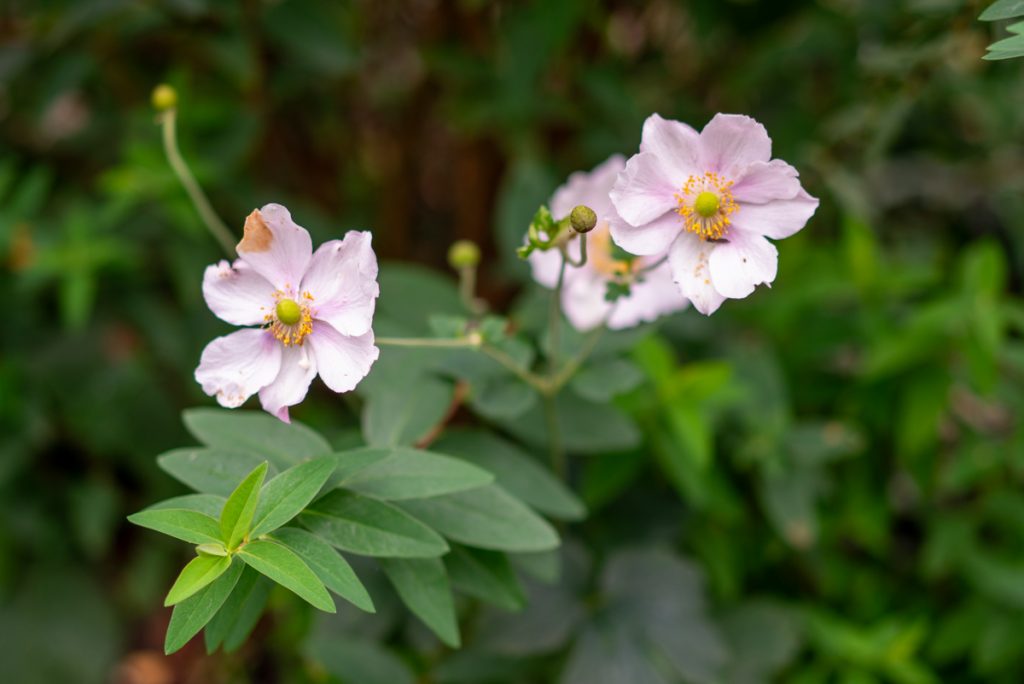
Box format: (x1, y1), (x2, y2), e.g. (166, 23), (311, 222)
(263, 289), (314, 346)
(674, 171), (738, 241)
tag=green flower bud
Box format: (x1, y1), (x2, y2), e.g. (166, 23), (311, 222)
(570, 205), (598, 233)
(151, 84), (178, 111)
(448, 240), (481, 269)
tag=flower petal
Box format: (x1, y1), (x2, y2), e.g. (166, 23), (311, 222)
(195, 329), (282, 409)
(609, 209), (681, 256)
(708, 232), (778, 299)
(258, 344), (317, 422)
(731, 188), (819, 240)
(699, 114), (772, 178)
(236, 204), (313, 291)
(528, 242), (567, 289)
(202, 259), (276, 326)
(609, 152), (679, 227)
(562, 272), (614, 331)
(550, 154), (625, 220)
(639, 113), (701, 180)
(308, 323), (379, 393)
(607, 258), (688, 329)
(301, 231), (380, 337)
(731, 160), (801, 204)
(668, 234), (726, 316)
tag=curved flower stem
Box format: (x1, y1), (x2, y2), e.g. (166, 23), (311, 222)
(563, 232), (588, 268)
(480, 344), (548, 393)
(542, 254), (569, 475)
(457, 265), (487, 315)
(375, 336), (479, 349)
(548, 255), (567, 371)
(159, 109), (236, 257)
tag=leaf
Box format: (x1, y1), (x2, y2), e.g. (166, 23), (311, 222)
(183, 408), (332, 468)
(165, 554), (232, 606)
(433, 430), (585, 520)
(127, 508), (222, 545)
(300, 490), (449, 557)
(270, 527), (374, 612)
(398, 485), (559, 552)
(220, 462), (268, 549)
(468, 376), (538, 420)
(446, 545), (525, 611)
(496, 393), (641, 454)
(362, 375), (453, 447)
(569, 358), (644, 402)
(238, 540), (335, 612)
(165, 559), (244, 655)
(333, 447), (493, 500)
(147, 494), (226, 518)
(380, 557), (460, 647)
(249, 456), (337, 537)
(306, 635), (415, 684)
(157, 447), (271, 497)
(980, 0), (1024, 21)
(204, 567), (273, 654)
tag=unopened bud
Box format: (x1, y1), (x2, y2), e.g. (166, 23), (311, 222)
(448, 240), (481, 269)
(151, 84), (178, 111)
(570, 205), (597, 233)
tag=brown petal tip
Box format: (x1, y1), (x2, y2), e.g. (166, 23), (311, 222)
(239, 209), (273, 253)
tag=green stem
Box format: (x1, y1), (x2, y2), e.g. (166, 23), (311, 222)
(548, 254), (567, 372)
(481, 344), (548, 393)
(563, 232), (588, 268)
(544, 394), (565, 478)
(159, 109), (236, 257)
(375, 336), (479, 349)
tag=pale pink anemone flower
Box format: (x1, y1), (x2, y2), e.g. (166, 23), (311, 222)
(195, 204), (380, 422)
(528, 155), (687, 331)
(609, 113), (819, 315)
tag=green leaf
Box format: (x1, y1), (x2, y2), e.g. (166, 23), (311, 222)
(239, 540), (335, 612)
(165, 554), (232, 606)
(183, 408), (331, 468)
(249, 456), (337, 537)
(1009, 20), (1024, 32)
(446, 545), (525, 611)
(980, 0), (1024, 21)
(127, 508), (222, 545)
(270, 527), (374, 612)
(333, 447), (493, 500)
(306, 635), (415, 684)
(220, 462), (268, 549)
(300, 490), (449, 557)
(380, 557), (460, 647)
(468, 376), (538, 420)
(165, 559), (244, 655)
(204, 567), (272, 654)
(983, 46), (1024, 59)
(433, 430), (585, 520)
(398, 485), (559, 552)
(496, 393), (641, 454)
(569, 358), (644, 402)
(158, 447), (271, 497)
(362, 375), (454, 447)
(147, 494), (226, 518)
(986, 33), (1024, 52)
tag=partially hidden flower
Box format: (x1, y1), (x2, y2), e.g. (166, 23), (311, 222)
(609, 113), (819, 315)
(528, 155), (687, 331)
(195, 204), (380, 422)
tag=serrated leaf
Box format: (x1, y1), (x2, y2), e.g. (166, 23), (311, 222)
(270, 527), (374, 612)
(183, 408), (331, 468)
(165, 554), (232, 606)
(300, 490), (449, 557)
(127, 508), (222, 545)
(398, 485), (559, 552)
(446, 545), (525, 611)
(220, 462), (268, 549)
(381, 557), (460, 647)
(165, 560), (244, 655)
(239, 539), (335, 612)
(250, 456), (337, 537)
(204, 566), (272, 654)
(158, 447), (271, 497)
(433, 430), (585, 520)
(333, 447), (493, 500)
(980, 0), (1024, 21)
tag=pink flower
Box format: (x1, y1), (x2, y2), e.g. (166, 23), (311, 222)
(195, 204), (380, 422)
(610, 113), (819, 315)
(528, 155), (687, 331)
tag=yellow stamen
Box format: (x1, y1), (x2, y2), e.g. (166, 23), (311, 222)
(674, 171), (737, 240)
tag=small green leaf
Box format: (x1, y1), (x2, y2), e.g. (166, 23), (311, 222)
(158, 448), (271, 497)
(220, 462), (268, 549)
(196, 543), (228, 557)
(239, 539), (335, 613)
(446, 545), (525, 611)
(380, 557), (460, 647)
(271, 527), (374, 612)
(183, 408), (332, 468)
(980, 0), (1024, 21)
(165, 559), (244, 654)
(127, 508), (222, 545)
(165, 554), (233, 606)
(986, 33), (1024, 52)
(250, 456), (337, 537)
(333, 447), (493, 500)
(300, 490), (449, 557)
(398, 485), (559, 552)
(204, 567), (272, 654)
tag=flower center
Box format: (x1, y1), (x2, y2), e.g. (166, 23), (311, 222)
(675, 171), (737, 240)
(265, 291), (314, 346)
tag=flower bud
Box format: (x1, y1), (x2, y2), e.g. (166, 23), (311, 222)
(448, 240), (481, 269)
(570, 205), (597, 233)
(151, 84), (178, 111)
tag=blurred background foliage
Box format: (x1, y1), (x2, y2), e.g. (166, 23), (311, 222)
(2, 0), (1024, 682)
